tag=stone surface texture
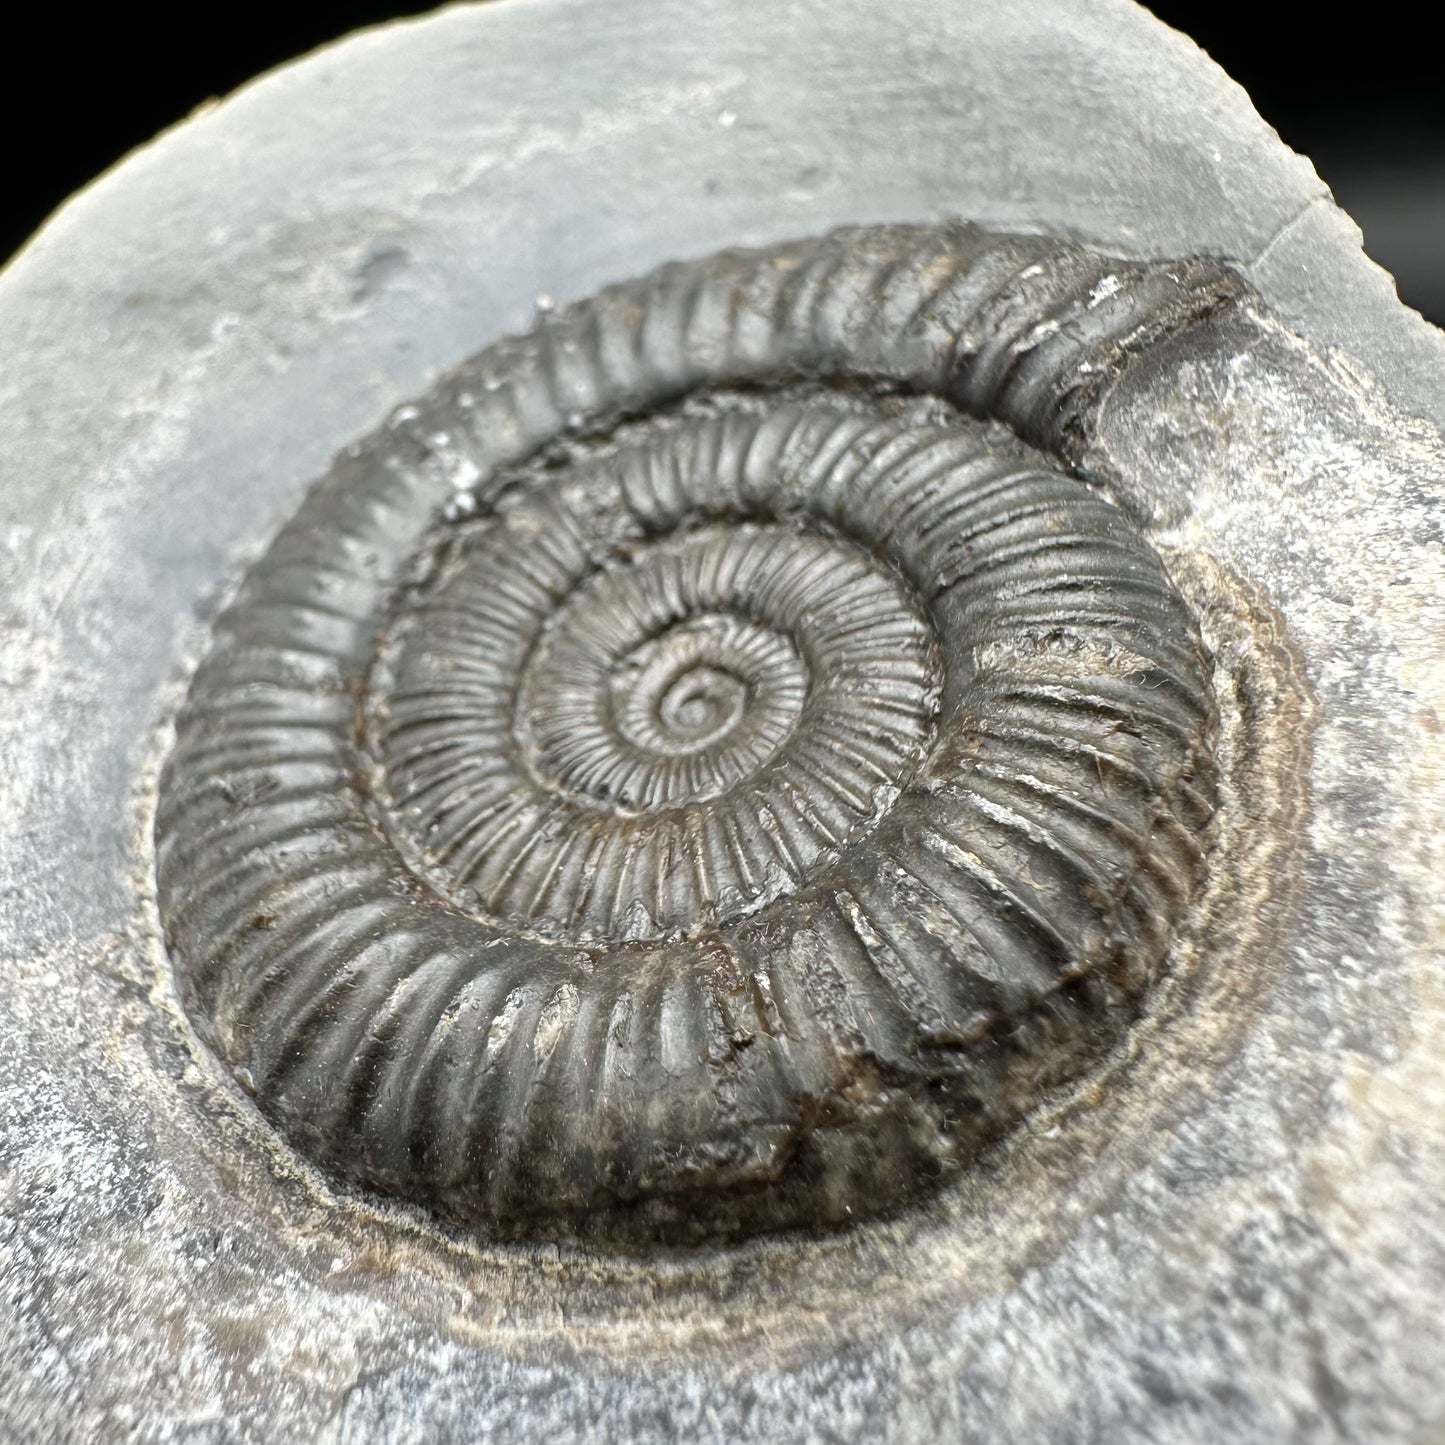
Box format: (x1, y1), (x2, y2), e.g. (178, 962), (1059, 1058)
(1, 0), (1443, 1441)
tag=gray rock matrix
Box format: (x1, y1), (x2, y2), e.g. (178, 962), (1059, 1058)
(2, 1), (1442, 1441)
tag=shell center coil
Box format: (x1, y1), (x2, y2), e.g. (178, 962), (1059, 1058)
(372, 466), (944, 942)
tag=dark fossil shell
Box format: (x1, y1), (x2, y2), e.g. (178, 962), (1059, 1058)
(156, 223), (1228, 1240)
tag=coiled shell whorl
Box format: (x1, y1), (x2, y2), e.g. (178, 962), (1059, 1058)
(156, 223), (1230, 1240)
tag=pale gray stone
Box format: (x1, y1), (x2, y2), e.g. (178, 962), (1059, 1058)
(1, 2), (1442, 1441)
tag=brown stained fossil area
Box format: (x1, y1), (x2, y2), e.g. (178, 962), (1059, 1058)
(155, 223), (1232, 1241)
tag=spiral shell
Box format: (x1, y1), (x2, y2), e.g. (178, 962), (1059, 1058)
(156, 223), (1230, 1239)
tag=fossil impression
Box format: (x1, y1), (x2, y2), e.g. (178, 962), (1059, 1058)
(156, 223), (1226, 1238)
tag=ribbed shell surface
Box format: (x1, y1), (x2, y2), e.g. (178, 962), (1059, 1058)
(156, 223), (1228, 1238)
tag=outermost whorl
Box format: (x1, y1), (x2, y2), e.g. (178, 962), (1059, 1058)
(155, 223), (1230, 1240)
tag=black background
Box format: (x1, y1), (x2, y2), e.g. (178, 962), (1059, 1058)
(2, 4), (1441, 323)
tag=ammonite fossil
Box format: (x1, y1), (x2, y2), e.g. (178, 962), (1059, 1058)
(156, 223), (1228, 1239)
